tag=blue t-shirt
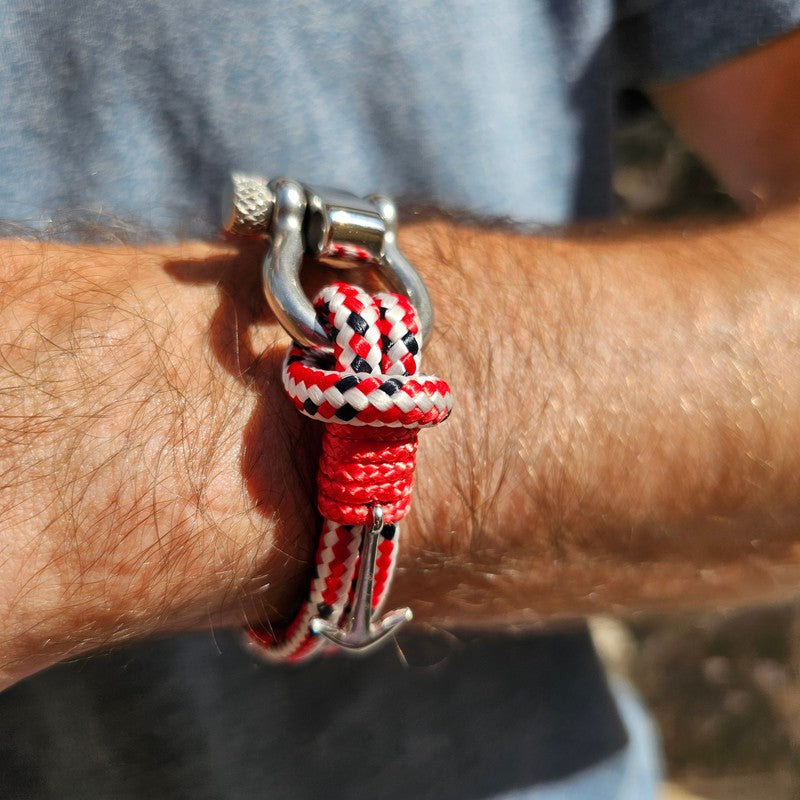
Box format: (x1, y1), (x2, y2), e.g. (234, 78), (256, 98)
(0, 2), (798, 798)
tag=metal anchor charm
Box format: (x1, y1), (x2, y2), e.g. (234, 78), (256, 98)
(310, 505), (412, 653)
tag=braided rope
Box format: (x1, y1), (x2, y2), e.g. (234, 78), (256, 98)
(247, 282), (452, 662)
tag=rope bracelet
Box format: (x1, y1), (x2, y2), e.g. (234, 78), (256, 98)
(223, 176), (453, 662)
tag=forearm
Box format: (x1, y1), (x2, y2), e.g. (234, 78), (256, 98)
(0, 239), (319, 685)
(401, 205), (800, 622)
(2, 205), (800, 684)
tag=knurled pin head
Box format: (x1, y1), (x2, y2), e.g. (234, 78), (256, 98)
(221, 172), (276, 236)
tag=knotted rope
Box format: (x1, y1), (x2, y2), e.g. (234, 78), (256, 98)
(247, 283), (452, 662)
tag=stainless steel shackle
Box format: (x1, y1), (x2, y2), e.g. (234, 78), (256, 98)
(222, 173), (433, 348)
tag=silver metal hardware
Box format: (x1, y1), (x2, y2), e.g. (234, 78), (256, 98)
(309, 505), (412, 653)
(222, 173), (433, 347)
(221, 173), (275, 236)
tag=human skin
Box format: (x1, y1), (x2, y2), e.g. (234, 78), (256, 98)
(1, 29), (800, 690)
(1, 203), (800, 688)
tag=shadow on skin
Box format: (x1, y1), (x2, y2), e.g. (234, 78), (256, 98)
(162, 239), (324, 627)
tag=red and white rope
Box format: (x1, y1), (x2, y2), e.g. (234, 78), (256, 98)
(247, 282), (452, 662)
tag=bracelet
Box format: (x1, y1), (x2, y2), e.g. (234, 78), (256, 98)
(223, 176), (452, 662)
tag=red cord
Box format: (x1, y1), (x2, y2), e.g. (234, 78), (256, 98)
(246, 283), (451, 662)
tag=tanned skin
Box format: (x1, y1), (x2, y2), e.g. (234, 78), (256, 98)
(1, 30), (800, 689)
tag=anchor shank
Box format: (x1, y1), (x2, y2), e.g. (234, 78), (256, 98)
(350, 521), (382, 641)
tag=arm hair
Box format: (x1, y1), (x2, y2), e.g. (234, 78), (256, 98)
(3, 206), (800, 684)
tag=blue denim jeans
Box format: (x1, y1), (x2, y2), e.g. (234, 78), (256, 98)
(499, 679), (663, 800)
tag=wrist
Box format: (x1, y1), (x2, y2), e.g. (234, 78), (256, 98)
(0, 239), (318, 684)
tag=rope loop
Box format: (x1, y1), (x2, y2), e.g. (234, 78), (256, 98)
(284, 283), (452, 525)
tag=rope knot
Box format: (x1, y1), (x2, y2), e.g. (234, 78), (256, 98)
(283, 282), (452, 526)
